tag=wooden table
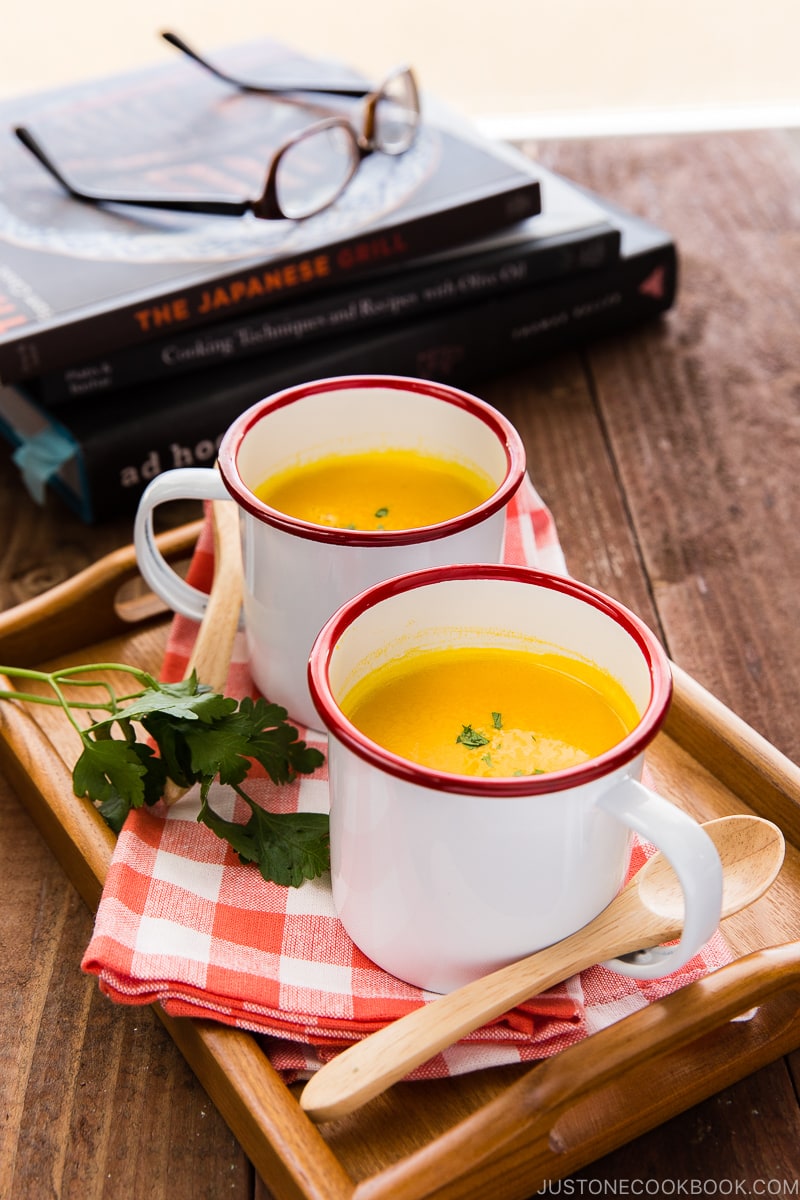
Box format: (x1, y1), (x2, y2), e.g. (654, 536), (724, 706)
(2, 128), (799, 1195)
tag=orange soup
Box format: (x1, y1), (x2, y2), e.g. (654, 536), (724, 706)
(342, 645), (640, 777)
(254, 447), (495, 531)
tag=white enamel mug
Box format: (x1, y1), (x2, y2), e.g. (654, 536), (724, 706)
(133, 375), (526, 731)
(308, 564), (724, 993)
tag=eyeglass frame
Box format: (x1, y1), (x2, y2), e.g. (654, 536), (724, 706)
(13, 30), (421, 221)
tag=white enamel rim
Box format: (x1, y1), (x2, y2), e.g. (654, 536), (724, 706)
(216, 374), (527, 546)
(308, 563), (674, 796)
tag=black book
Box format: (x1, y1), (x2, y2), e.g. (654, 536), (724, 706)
(0, 36), (541, 385)
(31, 167), (621, 405)
(0, 197), (677, 524)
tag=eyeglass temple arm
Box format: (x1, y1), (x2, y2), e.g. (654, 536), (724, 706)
(160, 31), (371, 98)
(13, 126), (253, 217)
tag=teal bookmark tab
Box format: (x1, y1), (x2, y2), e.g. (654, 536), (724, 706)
(13, 428), (77, 504)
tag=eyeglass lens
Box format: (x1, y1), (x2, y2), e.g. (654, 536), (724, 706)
(275, 123), (360, 220)
(373, 70), (420, 155)
(274, 69), (419, 219)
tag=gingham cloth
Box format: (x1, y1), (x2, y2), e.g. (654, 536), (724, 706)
(82, 476), (732, 1081)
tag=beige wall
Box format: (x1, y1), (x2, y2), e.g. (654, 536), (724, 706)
(2, 0), (799, 134)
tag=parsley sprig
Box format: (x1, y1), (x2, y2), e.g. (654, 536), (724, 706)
(0, 663), (327, 887)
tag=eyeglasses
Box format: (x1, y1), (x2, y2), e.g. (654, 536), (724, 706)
(13, 30), (421, 222)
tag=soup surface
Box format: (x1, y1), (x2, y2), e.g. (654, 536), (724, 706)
(341, 645), (640, 777)
(254, 447), (495, 531)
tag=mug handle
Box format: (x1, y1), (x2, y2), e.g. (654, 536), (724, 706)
(597, 777), (723, 980)
(134, 467), (231, 622)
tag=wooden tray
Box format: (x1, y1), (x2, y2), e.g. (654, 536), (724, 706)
(2, 522), (800, 1200)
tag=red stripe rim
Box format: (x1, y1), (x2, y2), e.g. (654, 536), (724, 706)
(216, 374), (527, 545)
(307, 563), (674, 796)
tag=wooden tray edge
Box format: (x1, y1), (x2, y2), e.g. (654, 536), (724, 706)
(0, 519), (203, 666)
(667, 663), (800, 842)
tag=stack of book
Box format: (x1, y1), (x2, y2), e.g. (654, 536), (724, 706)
(0, 35), (677, 523)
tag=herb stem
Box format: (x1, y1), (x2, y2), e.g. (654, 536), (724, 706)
(0, 687), (130, 713)
(0, 687), (68, 708)
(0, 662), (154, 738)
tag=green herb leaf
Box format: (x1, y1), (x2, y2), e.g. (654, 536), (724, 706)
(492, 711), (503, 729)
(73, 737), (150, 809)
(92, 672), (234, 727)
(178, 696), (324, 790)
(199, 791), (330, 887)
(374, 506), (389, 518)
(456, 724), (490, 748)
(97, 792), (134, 835)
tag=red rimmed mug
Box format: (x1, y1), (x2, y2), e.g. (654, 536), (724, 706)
(133, 375), (526, 730)
(308, 564), (724, 992)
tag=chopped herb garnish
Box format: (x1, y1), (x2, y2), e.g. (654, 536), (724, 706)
(481, 753), (493, 767)
(456, 724), (490, 748)
(0, 663), (327, 887)
(374, 506), (389, 519)
(492, 711), (503, 729)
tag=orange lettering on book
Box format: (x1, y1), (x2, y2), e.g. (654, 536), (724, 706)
(133, 254), (334, 329)
(193, 255), (333, 316)
(335, 231), (409, 271)
(133, 298), (190, 332)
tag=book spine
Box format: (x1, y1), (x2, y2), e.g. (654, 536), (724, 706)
(0, 180), (542, 386)
(34, 223), (620, 405)
(3, 235), (676, 523)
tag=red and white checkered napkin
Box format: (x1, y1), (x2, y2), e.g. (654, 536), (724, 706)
(82, 476), (732, 1081)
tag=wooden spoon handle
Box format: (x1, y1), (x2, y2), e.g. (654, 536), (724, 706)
(163, 499), (242, 805)
(300, 895), (669, 1123)
(182, 498), (243, 693)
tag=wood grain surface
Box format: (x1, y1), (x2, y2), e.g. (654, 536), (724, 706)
(1, 128), (798, 1197)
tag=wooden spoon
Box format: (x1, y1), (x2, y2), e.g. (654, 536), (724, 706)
(163, 497), (242, 805)
(300, 814), (784, 1123)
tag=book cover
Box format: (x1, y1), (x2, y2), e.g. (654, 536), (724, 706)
(0, 199), (677, 525)
(32, 167), (621, 404)
(0, 37), (542, 385)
